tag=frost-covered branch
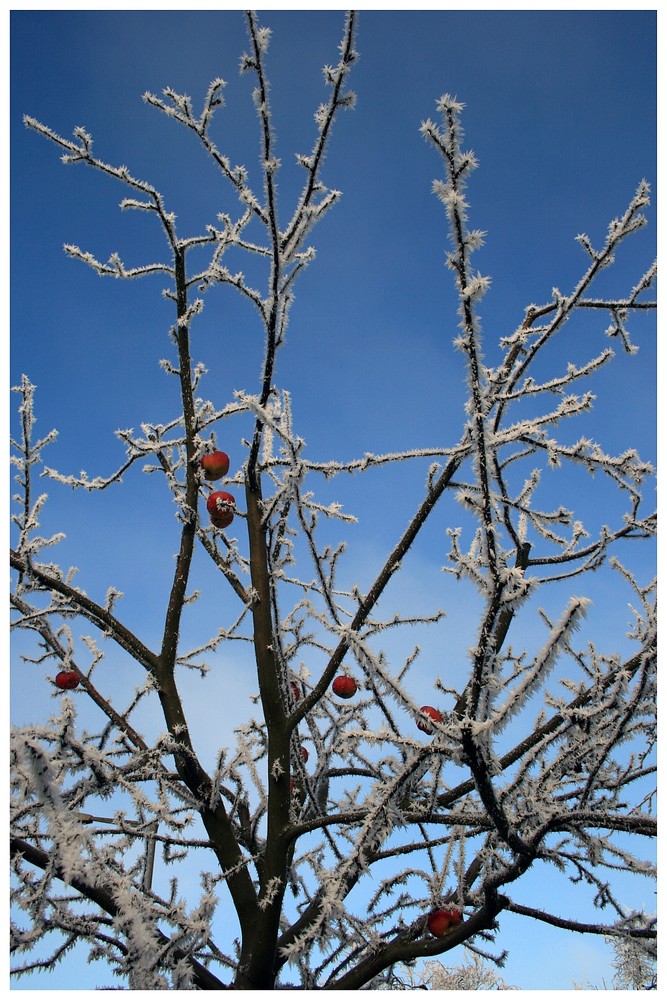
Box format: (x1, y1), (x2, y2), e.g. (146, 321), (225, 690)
(10, 836), (227, 989)
(12, 11), (655, 991)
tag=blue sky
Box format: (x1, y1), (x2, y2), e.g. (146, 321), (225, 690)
(9, 5), (657, 992)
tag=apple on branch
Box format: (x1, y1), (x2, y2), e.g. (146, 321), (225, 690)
(206, 490), (235, 528)
(54, 670), (80, 690)
(290, 681), (303, 702)
(332, 674), (357, 699)
(427, 907), (463, 937)
(417, 705), (443, 734)
(200, 450), (230, 481)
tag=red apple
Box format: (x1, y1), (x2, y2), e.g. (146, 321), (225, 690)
(206, 491), (235, 528)
(55, 670), (80, 690)
(290, 681), (303, 703)
(332, 675), (357, 699)
(417, 705), (443, 734)
(427, 907), (462, 937)
(201, 450), (230, 481)
(300, 745), (309, 763)
(210, 513), (234, 528)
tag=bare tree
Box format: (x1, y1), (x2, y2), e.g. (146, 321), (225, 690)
(10, 11), (656, 991)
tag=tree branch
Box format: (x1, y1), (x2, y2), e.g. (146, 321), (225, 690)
(10, 836), (229, 989)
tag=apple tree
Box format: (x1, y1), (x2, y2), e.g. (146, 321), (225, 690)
(10, 11), (656, 990)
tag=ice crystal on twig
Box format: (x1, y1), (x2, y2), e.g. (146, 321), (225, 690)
(12, 10), (656, 991)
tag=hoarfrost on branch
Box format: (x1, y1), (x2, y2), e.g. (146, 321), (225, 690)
(11, 10), (655, 992)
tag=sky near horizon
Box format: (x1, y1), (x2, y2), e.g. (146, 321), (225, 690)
(9, 5), (657, 992)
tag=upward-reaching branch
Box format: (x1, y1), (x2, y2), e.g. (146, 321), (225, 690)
(12, 11), (655, 991)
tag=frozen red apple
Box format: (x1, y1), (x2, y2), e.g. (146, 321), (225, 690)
(201, 450), (230, 481)
(55, 670), (80, 690)
(427, 907), (462, 937)
(206, 490), (235, 528)
(417, 705), (443, 734)
(332, 675), (357, 699)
